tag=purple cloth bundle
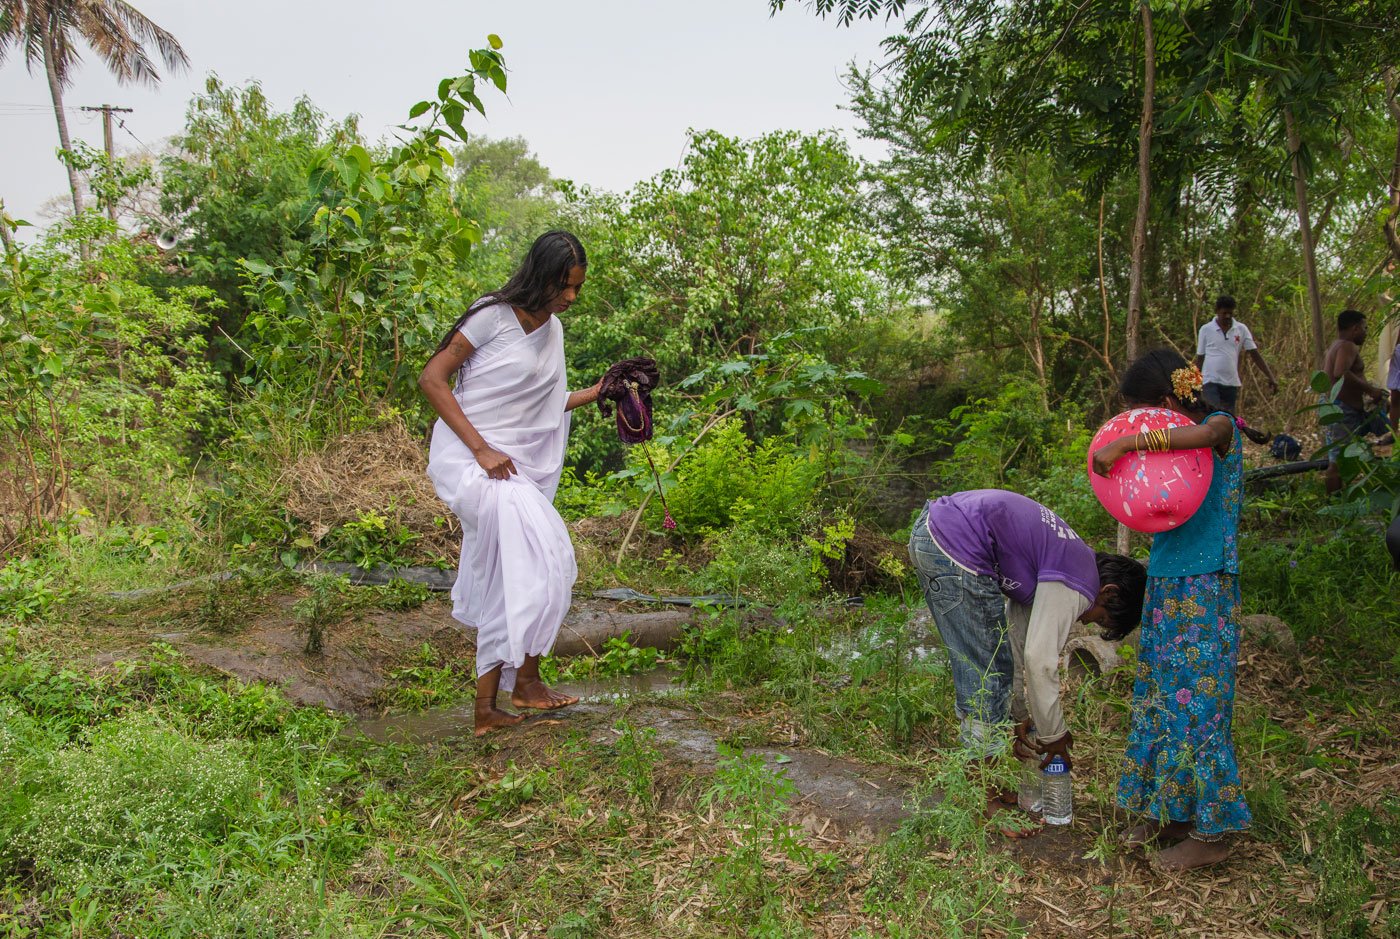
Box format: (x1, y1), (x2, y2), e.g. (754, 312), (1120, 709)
(597, 357), (660, 444)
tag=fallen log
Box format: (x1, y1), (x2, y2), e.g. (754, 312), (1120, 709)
(1244, 459), (1328, 482)
(554, 606), (695, 656)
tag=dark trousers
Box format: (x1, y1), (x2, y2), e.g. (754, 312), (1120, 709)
(1203, 382), (1239, 412)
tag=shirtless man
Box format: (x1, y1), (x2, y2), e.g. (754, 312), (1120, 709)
(1322, 309), (1388, 494)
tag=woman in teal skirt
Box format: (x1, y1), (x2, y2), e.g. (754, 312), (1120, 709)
(1092, 348), (1251, 871)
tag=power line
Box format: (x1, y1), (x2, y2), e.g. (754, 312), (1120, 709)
(0, 101), (85, 110)
(115, 116), (151, 153)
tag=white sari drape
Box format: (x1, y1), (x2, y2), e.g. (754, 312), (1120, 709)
(426, 312), (577, 691)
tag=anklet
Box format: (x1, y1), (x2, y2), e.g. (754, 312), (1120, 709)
(1188, 829), (1225, 843)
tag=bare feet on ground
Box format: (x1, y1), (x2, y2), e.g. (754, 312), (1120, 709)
(985, 793), (1041, 839)
(1152, 834), (1231, 871)
(511, 679), (580, 711)
(473, 703), (526, 737)
(1122, 819), (1191, 847)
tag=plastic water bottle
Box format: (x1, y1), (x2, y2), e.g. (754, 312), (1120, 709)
(1041, 755), (1073, 825)
(1017, 761), (1043, 814)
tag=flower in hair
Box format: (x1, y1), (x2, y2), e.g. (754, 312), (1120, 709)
(1171, 364), (1204, 401)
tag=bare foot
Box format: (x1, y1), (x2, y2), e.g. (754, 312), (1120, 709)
(985, 794), (1041, 839)
(1121, 819), (1191, 847)
(473, 704), (525, 737)
(510, 679), (579, 711)
(1151, 833), (1231, 871)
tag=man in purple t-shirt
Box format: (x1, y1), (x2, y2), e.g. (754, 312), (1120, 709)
(907, 490), (1145, 827)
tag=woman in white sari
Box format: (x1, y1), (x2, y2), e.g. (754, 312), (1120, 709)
(419, 231), (600, 735)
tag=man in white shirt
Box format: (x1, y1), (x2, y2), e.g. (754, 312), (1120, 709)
(1194, 295), (1278, 411)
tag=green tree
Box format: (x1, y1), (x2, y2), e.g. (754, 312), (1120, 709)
(0, 219), (221, 542)
(158, 77), (361, 347)
(775, 0), (1399, 374)
(0, 0), (188, 219)
(567, 129), (895, 377)
(1190, 0), (1400, 368)
(237, 39), (510, 430)
(561, 129), (899, 469)
(452, 135), (562, 291)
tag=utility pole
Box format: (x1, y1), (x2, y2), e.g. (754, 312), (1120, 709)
(0, 197), (14, 256)
(80, 105), (133, 224)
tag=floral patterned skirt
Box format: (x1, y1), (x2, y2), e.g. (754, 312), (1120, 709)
(1116, 573), (1252, 835)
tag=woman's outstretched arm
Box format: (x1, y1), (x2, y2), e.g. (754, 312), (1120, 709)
(566, 379), (603, 412)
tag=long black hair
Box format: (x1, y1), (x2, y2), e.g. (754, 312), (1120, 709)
(432, 230), (586, 357)
(1118, 347), (1223, 414)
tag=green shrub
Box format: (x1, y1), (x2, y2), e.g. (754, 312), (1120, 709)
(0, 640), (130, 738)
(664, 419), (824, 535)
(700, 745), (815, 910)
(0, 557), (64, 625)
(293, 574), (350, 654)
(699, 520), (823, 605)
(366, 577), (434, 611)
(10, 712), (255, 883)
(0, 232), (222, 541)
(937, 378), (1089, 495)
(167, 676), (296, 739)
(554, 467), (625, 522)
(382, 643), (468, 710)
(325, 509), (419, 570)
(1240, 507), (1399, 671)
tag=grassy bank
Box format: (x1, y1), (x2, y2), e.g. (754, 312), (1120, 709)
(0, 475), (1396, 937)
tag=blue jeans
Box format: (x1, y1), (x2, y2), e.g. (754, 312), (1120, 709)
(1324, 399), (1388, 461)
(908, 508), (1012, 755)
(1203, 382), (1239, 412)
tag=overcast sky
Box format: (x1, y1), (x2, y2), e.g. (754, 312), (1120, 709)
(1, 0), (895, 228)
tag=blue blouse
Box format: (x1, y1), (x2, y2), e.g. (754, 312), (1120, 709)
(1147, 413), (1242, 578)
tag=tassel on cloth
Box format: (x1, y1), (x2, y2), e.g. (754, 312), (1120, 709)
(642, 442), (677, 533)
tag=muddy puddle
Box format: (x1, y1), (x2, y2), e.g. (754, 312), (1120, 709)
(346, 666), (915, 839)
(348, 668), (683, 745)
(603, 705), (913, 839)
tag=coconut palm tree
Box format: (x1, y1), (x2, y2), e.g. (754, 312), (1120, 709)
(0, 0), (188, 219)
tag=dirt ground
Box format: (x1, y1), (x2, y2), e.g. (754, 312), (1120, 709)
(84, 586), (916, 841)
(69, 583), (1399, 935)
(86, 588), (703, 712)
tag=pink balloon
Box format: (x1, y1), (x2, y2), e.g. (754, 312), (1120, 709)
(1088, 408), (1214, 533)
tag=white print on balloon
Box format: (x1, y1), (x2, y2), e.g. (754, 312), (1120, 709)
(1089, 406), (1214, 534)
